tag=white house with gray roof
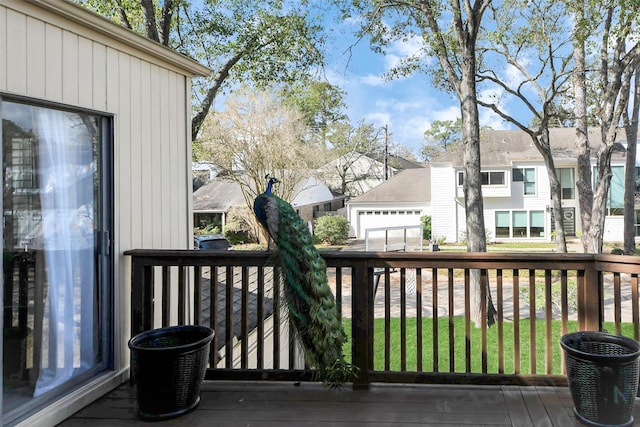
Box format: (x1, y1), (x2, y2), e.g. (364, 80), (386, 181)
(430, 128), (632, 244)
(346, 167), (431, 239)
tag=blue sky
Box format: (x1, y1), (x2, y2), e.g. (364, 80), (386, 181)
(320, 16), (512, 159)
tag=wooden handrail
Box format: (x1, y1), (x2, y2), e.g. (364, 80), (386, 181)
(125, 249), (640, 388)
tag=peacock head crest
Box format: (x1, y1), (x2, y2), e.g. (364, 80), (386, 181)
(264, 174), (280, 194)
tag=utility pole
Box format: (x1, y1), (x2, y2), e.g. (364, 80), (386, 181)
(383, 124), (388, 180)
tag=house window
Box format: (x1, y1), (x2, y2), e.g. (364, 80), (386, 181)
(323, 202), (331, 211)
(459, 171), (505, 186)
(512, 211), (527, 237)
(530, 211), (545, 237)
(481, 171), (505, 186)
(593, 165), (624, 216)
(313, 205), (320, 213)
(495, 210), (545, 238)
(608, 166), (624, 216)
(512, 168), (535, 195)
(558, 168), (575, 200)
(495, 211), (510, 238)
(1, 97), (113, 416)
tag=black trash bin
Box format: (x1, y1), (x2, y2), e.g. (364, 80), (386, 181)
(560, 331), (640, 427)
(128, 325), (214, 420)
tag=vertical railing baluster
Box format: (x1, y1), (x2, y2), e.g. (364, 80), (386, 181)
(162, 266), (170, 327)
(428, 268), (434, 373)
(529, 269), (536, 375)
(272, 267), (280, 370)
(384, 267), (391, 371)
(257, 266), (265, 370)
(194, 266), (202, 325)
(241, 266), (249, 369)
(632, 274), (639, 341)
(400, 268), (407, 371)
(416, 268), (423, 372)
(480, 269), (487, 374)
(464, 268), (471, 373)
(225, 266), (234, 368)
(178, 265), (186, 325)
(496, 269), (504, 374)
(448, 268), (454, 373)
(210, 265), (219, 367)
(513, 269), (520, 375)
(545, 270), (552, 375)
(614, 272), (622, 334)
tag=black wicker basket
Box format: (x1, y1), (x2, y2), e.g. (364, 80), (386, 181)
(128, 325), (214, 420)
(561, 331), (640, 427)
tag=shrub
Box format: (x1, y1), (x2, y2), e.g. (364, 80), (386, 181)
(420, 215), (432, 240)
(315, 215), (349, 245)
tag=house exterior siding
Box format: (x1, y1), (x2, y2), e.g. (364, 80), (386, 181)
(0, 1), (209, 425)
(431, 130), (632, 245)
(431, 164), (459, 243)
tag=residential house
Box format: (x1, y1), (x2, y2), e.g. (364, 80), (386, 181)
(193, 175), (346, 234)
(192, 160), (221, 191)
(319, 153), (398, 198)
(346, 167), (431, 240)
(430, 128), (632, 244)
(0, 1), (210, 425)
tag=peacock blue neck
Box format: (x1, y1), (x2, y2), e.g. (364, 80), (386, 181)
(266, 177), (278, 194)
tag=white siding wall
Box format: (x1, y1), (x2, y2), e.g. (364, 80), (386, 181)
(1, 1), (207, 425)
(431, 164), (459, 242)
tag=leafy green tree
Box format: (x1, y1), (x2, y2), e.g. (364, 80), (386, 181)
(315, 215), (350, 245)
(420, 215), (432, 240)
(421, 119), (462, 161)
(278, 79), (348, 146)
(76, 0), (325, 142)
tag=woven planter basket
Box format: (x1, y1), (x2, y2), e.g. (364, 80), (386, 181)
(128, 325), (214, 420)
(561, 331), (640, 427)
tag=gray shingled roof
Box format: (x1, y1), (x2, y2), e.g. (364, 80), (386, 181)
(193, 179), (246, 212)
(433, 128), (627, 167)
(348, 166), (430, 203)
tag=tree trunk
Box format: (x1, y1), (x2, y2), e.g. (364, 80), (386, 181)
(537, 131), (567, 253)
(572, 6), (592, 254)
(459, 39), (496, 328)
(623, 70), (639, 254)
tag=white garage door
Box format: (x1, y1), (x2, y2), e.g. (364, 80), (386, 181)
(357, 210), (423, 238)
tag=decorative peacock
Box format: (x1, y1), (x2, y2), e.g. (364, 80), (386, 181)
(253, 175), (357, 388)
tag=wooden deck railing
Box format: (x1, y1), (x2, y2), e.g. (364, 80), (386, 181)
(125, 249), (640, 389)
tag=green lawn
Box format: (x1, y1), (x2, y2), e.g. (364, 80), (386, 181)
(342, 317), (637, 375)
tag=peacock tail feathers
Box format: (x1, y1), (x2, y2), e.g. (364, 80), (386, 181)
(254, 176), (357, 388)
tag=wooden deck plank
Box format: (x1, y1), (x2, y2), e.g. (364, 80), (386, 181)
(58, 381), (587, 427)
(501, 385), (533, 427)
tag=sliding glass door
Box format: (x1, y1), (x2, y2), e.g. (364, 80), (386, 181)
(1, 97), (112, 423)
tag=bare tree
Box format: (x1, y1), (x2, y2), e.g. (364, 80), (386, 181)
(477, 0), (573, 253)
(320, 121), (385, 198)
(571, 0), (640, 253)
(199, 88), (325, 242)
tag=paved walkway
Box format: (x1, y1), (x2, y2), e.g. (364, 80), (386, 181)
(335, 239), (634, 323)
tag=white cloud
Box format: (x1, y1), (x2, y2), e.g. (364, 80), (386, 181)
(360, 74), (386, 87)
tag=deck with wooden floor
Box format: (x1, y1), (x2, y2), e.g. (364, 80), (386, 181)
(56, 381), (631, 426)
